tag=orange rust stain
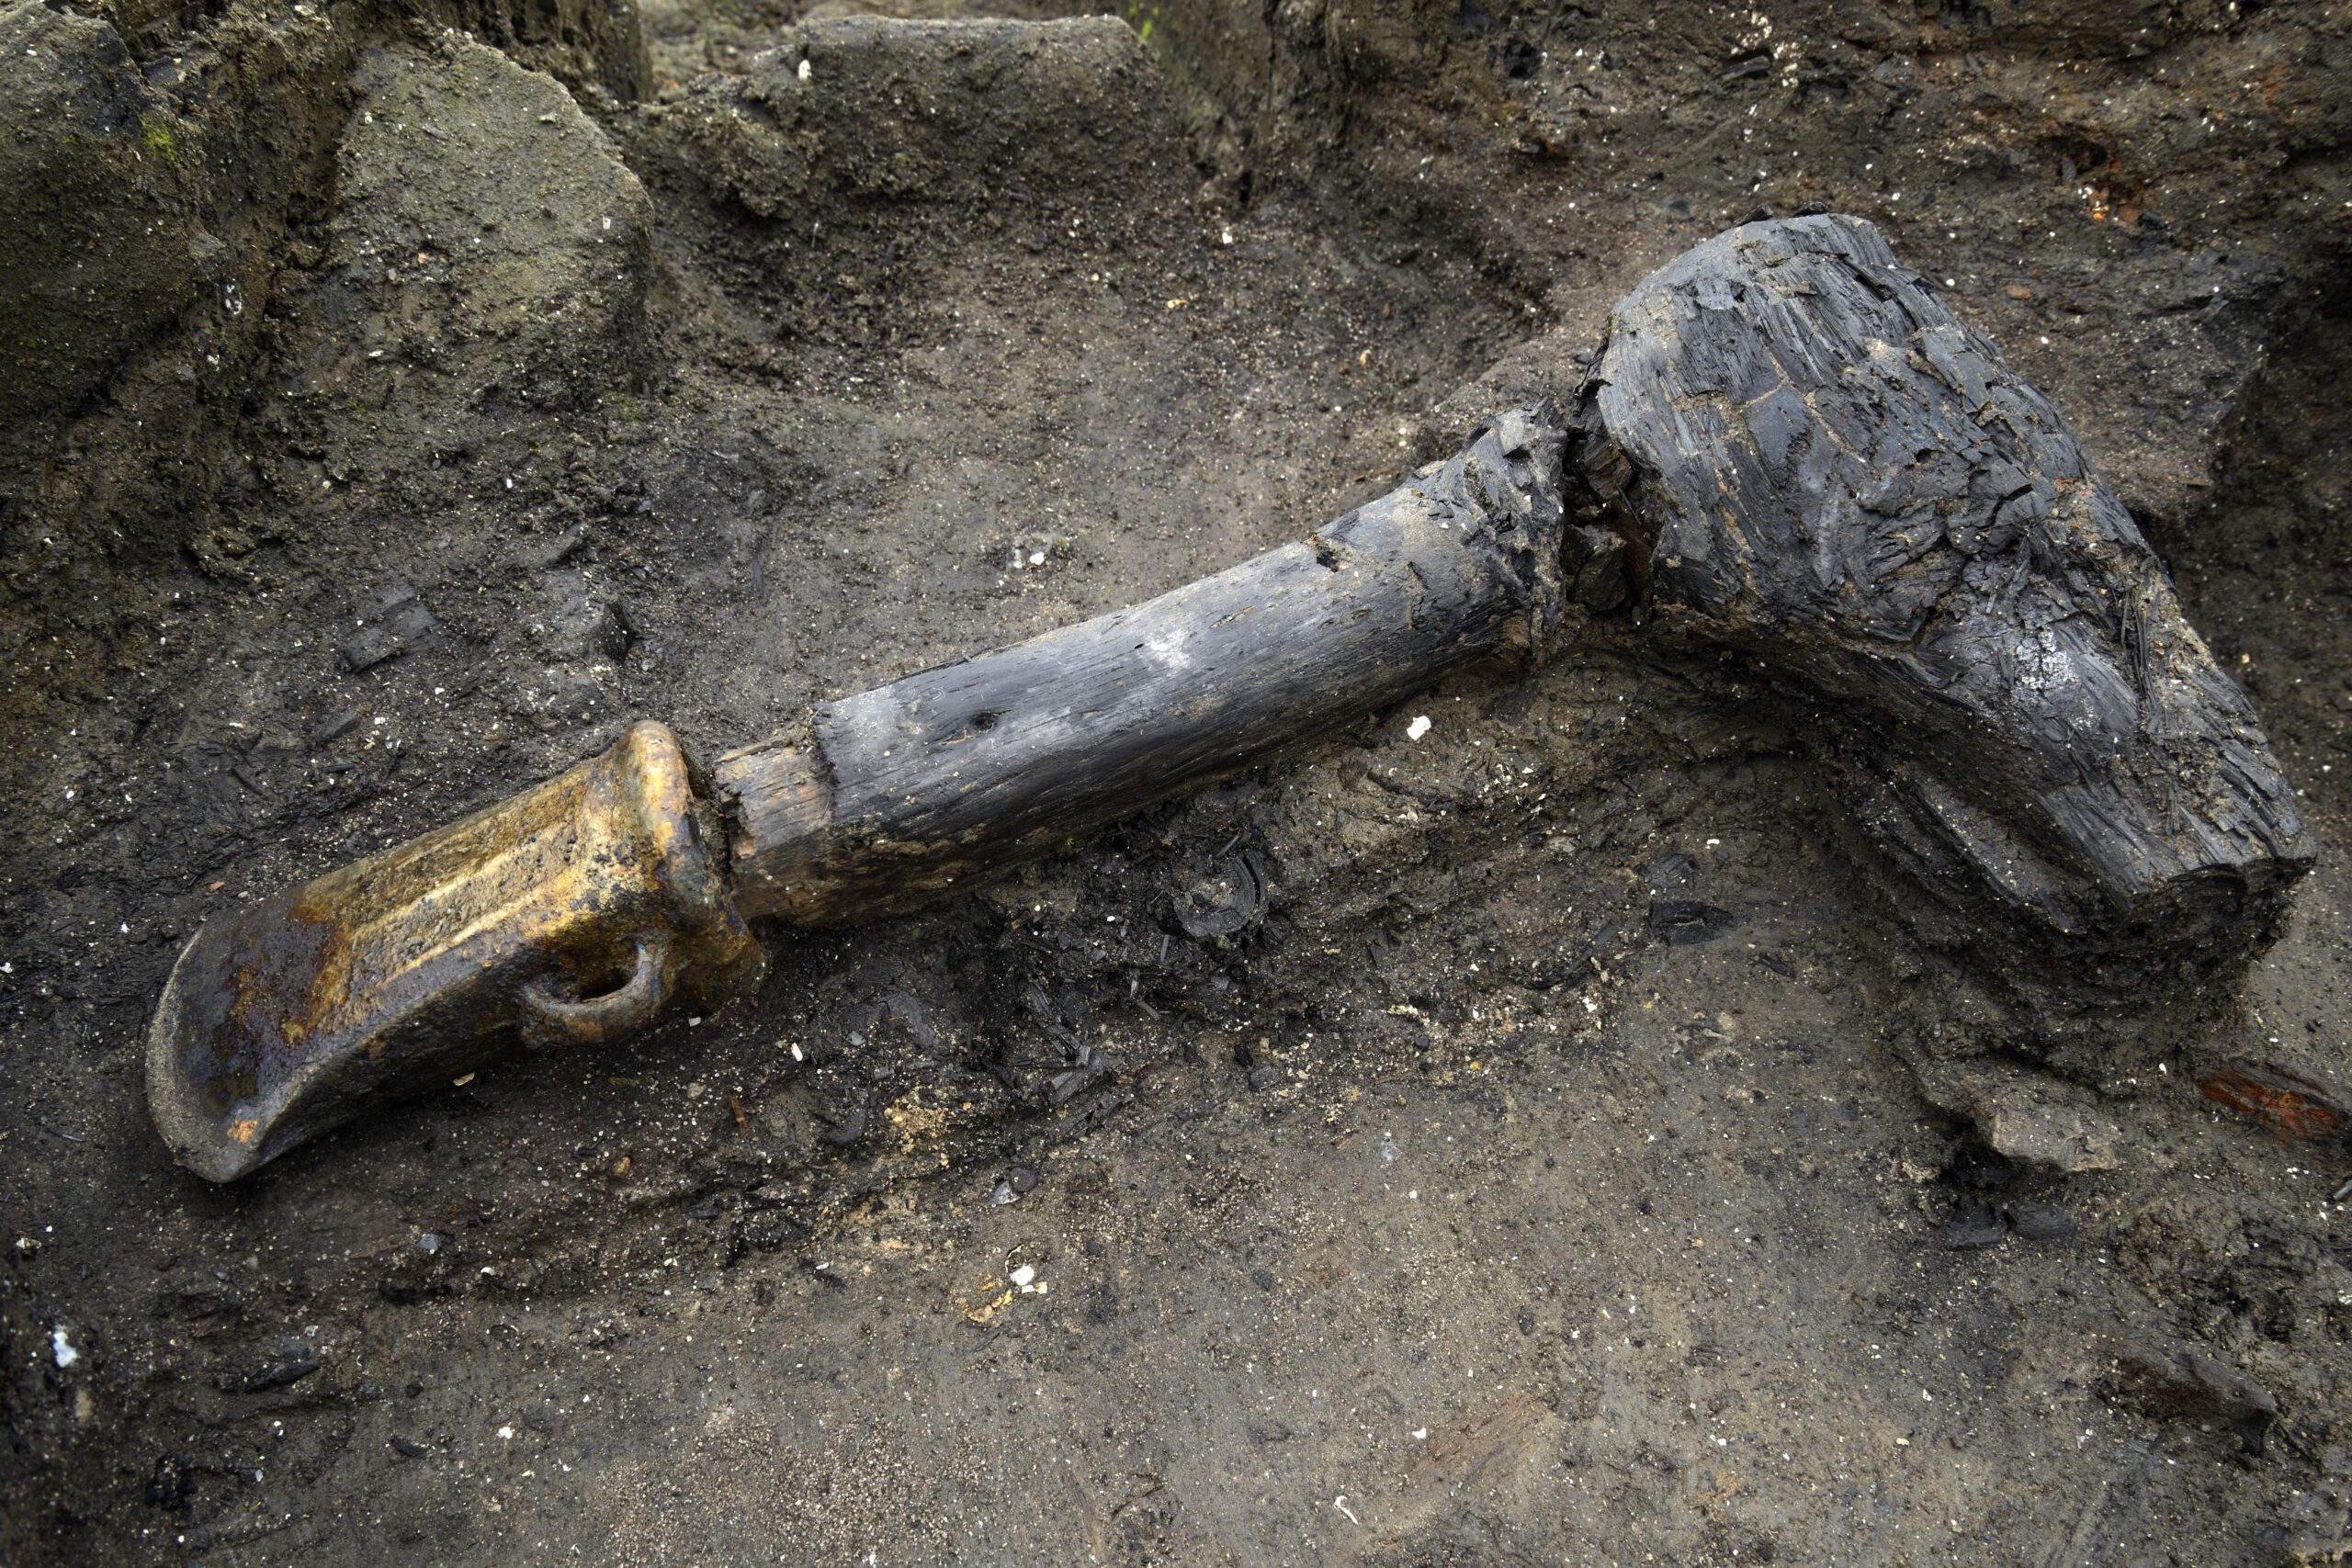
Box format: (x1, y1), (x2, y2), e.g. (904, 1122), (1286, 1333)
(229, 1118), (260, 1145)
(2199, 1066), (2343, 1141)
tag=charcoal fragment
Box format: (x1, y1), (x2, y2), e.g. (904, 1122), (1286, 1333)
(144, 1452), (196, 1511)
(2008, 1201), (2075, 1242)
(1940, 1196), (2006, 1249)
(311, 708), (363, 745)
(1174, 853), (1264, 942)
(216, 1342), (321, 1393)
(1647, 898), (1737, 945)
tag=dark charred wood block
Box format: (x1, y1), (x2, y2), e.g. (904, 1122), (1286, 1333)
(717, 405), (1568, 924)
(1572, 215), (2314, 989)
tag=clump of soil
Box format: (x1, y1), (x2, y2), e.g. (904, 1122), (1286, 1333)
(1, 0), (2346, 1562)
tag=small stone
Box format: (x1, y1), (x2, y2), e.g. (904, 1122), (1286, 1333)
(312, 708), (364, 745)
(1568, 527), (1630, 613)
(1004, 530), (1071, 572)
(592, 597), (637, 660)
(537, 524), (588, 567)
(1912, 1063), (2129, 1176)
(1985, 1099), (2122, 1174)
(340, 624), (404, 672)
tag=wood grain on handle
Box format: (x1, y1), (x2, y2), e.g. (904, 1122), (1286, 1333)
(714, 404), (1568, 926)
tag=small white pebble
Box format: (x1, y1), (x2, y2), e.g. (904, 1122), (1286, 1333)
(1009, 1264), (1036, 1288)
(1406, 715), (1431, 741)
(497, 1426), (514, 1440)
(797, 58), (811, 82)
(51, 1327), (78, 1369)
(1412, 1427), (1429, 1440)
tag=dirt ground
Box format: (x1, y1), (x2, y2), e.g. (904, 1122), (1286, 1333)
(2, 0), (2348, 1561)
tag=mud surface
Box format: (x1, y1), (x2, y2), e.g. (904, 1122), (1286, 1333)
(2, 0), (2348, 1562)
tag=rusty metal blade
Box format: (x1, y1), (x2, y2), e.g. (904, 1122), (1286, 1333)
(145, 723), (765, 1182)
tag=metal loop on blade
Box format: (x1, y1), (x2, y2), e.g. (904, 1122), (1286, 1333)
(517, 932), (674, 1050)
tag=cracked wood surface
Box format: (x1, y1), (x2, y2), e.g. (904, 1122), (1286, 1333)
(1577, 215), (2313, 992)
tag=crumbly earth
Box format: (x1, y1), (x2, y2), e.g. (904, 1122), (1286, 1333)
(1, 0), (2347, 1562)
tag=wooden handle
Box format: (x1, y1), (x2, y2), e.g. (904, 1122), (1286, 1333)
(713, 404), (1568, 926)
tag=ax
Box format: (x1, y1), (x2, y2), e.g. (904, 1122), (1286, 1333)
(147, 217), (2313, 1182)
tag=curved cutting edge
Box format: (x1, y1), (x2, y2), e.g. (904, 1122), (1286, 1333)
(148, 924), (259, 1182)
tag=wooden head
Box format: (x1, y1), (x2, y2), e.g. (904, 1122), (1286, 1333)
(1573, 215), (2313, 990)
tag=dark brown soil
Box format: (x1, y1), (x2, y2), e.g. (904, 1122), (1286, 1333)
(2, 0), (2347, 1562)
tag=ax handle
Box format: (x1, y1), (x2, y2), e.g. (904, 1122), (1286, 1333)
(714, 403), (1568, 926)
(143, 406), (1563, 1181)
